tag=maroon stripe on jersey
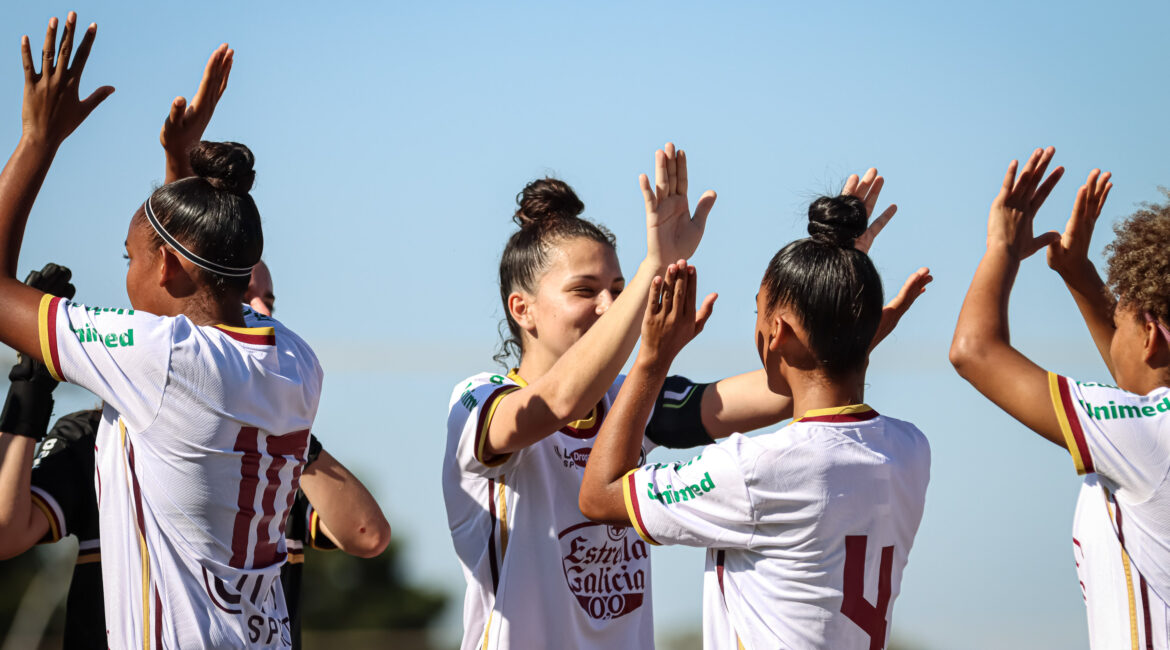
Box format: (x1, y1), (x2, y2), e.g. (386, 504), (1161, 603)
(252, 430), (310, 568)
(231, 427), (262, 569)
(45, 297), (64, 381)
(799, 410), (880, 424)
(1056, 377), (1095, 473)
(212, 325), (275, 346)
(487, 478), (500, 593)
(625, 472), (660, 546)
(473, 386), (515, 464)
(125, 434), (148, 536)
(154, 587), (163, 649)
(1140, 574), (1153, 650)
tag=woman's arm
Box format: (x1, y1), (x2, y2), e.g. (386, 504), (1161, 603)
(1047, 170), (1116, 377)
(581, 262), (714, 522)
(0, 434), (48, 559)
(160, 44), (233, 184)
(298, 450), (391, 558)
(950, 147), (1076, 446)
(484, 144), (717, 458)
(0, 13), (112, 360)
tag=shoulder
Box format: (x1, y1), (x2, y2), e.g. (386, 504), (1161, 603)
(449, 372), (520, 411)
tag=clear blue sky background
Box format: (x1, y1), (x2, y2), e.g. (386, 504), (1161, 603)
(2, 2), (1168, 648)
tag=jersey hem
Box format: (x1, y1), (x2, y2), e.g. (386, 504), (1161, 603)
(1047, 373), (1094, 474)
(622, 469), (660, 546)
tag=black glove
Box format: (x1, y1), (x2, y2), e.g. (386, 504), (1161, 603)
(0, 264), (76, 441)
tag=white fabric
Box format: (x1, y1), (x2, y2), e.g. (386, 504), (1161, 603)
(626, 411), (930, 650)
(1054, 376), (1170, 648)
(42, 299), (322, 649)
(443, 372), (657, 650)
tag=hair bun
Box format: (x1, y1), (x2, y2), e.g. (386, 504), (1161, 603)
(190, 141), (256, 196)
(807, 195), (867, 248)
(513, 178), (585, 227)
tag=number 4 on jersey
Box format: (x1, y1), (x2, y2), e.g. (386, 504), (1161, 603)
(840, 535), (893, 650)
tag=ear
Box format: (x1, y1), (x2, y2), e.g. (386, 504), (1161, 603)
(157, 245), (184, 287)
(1143, 318), (1169, 366)
(767, 313), (785, 353)
(508, 291), (535, 333)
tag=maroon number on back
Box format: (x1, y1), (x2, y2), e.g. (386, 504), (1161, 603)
(840, 535), (894, 650)
(229, 427), (310, 569)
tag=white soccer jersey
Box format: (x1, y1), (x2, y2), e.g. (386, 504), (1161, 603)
(623, 405), (930, 650)
(1049, 374), (1170, 649)
(443, 371), (657, 650)
(38, 297), (323, 649)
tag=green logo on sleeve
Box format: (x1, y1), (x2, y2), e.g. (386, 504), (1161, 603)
(71, 323), (134, 348)
(646, 472), (716, 505)
(1078, 395), (1170, 420)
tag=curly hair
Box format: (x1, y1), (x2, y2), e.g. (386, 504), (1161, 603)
(1105, 189), (1170, 324)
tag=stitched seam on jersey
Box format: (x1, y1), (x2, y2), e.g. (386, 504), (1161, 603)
(1107, 489), (1141, 650)
(29, 487), (63, 542)
(140, 318), (177, 438)
(474, 386), (520, 468)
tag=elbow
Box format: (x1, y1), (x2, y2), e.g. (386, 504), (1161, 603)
(578, 488), (604, 523)
(949, 332), (982, 381)
(347, 516), (392, 558)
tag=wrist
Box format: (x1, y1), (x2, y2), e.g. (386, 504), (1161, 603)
(16, 133), (60, 158)
(632, 351), (672, 378)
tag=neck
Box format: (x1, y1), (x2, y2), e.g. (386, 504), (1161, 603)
(514, 344), (559, 383)
(160, 293), (245, 327)
(785, 365), (867, 419)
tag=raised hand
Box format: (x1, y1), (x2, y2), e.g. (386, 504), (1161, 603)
(637, 260), (716, 370)
(843, 168), (898, 254)
(988, 147), (1065, 259)
(161, 44), (233, 182)
(871, 266), (932, 351)
(1047, 169), (1113, 280)
(20, 12), (114, 146)
(641, 143), (717, 265)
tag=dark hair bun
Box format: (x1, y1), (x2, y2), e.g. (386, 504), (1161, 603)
(807, 195), (867, 248)
(513, 178), (584, 227)
(190, 141), (256, 196)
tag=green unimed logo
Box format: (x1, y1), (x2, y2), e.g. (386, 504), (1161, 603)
(71, 323), (134, 348)
(647, 472), (716, 505)
(1078, 396), (1170, 421)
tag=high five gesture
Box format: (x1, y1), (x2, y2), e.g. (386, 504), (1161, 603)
(20, 12), (113, 147)
(161, 44), (234, 183)
(641, 143), (717, 264)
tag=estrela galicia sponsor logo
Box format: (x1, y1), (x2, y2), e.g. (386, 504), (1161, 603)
(559, 522), (648, 621)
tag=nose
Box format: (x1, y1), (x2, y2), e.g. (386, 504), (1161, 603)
(596, 290), (615, 315)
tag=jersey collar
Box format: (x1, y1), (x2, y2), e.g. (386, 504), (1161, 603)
(794, 403), (878, 424)
(506, 368), (601, 432)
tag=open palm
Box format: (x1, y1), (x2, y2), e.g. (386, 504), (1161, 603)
(640, 143), (716, 264)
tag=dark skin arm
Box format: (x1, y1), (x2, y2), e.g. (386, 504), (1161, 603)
(950, 146), (1102, 447)
(0, 13), (113, 360)
(580, 261), (714, 523)
(160, 44), (232, 184)
(0, 434), (48, 559)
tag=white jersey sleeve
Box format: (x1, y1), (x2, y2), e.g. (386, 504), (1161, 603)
(37, 295), (171, 430)
(447, 372), (524, 479)
(621, 435), (756, 549)
(1048, 373), (1170, 500)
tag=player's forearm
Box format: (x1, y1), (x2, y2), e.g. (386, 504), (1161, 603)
(0, 433), (41, 558)
(702, 369), (792, 438)
(1058, 264), (1117, 378)
(951, 245), (1018, 380)
(163, 146), (193, 185)
(580, 356), (667, 523)
(299, 451), (390, 558)
(0, 137), (57, 278)
(489, 259), (663, 455)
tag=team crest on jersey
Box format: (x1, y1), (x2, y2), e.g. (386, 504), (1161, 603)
(558, 521), (648, 621)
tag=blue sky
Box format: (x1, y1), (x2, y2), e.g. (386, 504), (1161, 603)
(3, 2), (1168, 647)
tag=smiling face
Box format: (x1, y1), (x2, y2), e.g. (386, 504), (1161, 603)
(513, 236), (623, 362)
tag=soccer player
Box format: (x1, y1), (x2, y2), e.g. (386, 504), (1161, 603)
(951, 147), (1169, 648)
(0, 14), (321, 648)
(0, 262), (389, 650)
(579, 196), (931, 650)
(444, 149), (927, 648)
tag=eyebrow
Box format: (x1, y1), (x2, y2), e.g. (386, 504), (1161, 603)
(565, 275), (624, 284)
